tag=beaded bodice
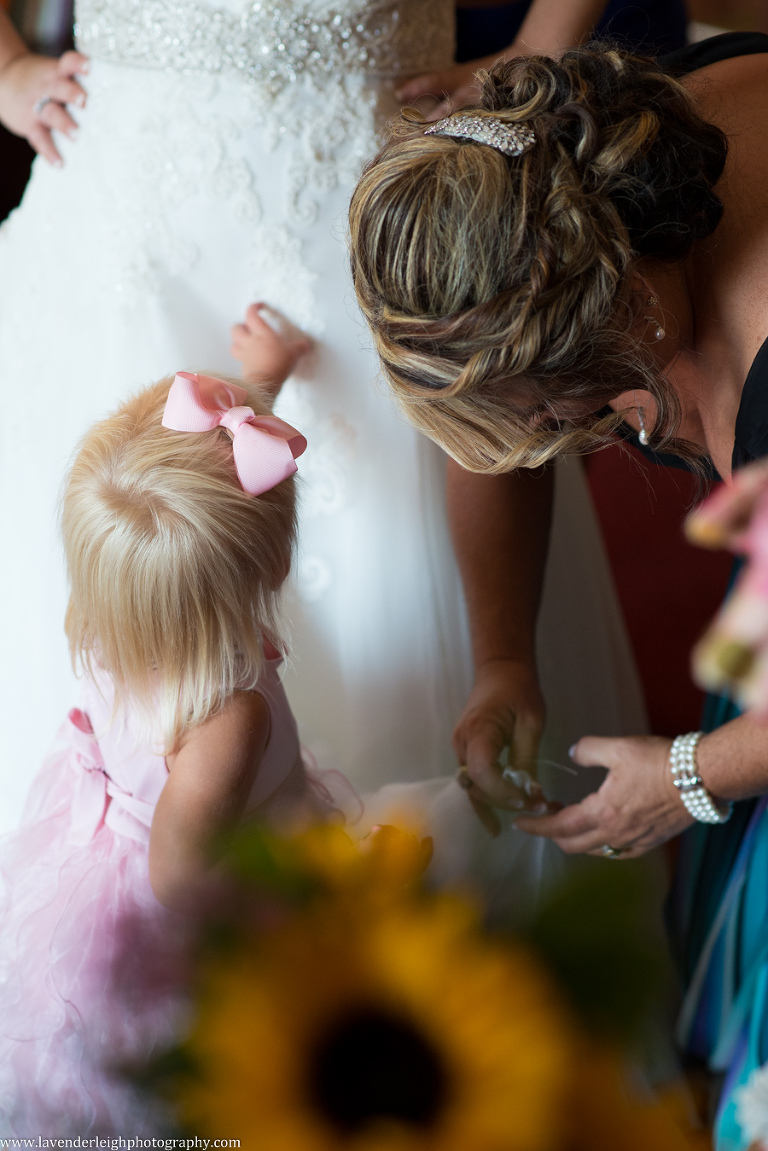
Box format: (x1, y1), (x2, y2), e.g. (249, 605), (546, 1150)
(75, 0), (454, 89)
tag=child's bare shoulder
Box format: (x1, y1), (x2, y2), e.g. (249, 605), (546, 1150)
(167, 690), (271, 777)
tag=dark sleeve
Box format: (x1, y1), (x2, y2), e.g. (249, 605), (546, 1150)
(660, 31), (768, 77)
(734, 339), (768, 468)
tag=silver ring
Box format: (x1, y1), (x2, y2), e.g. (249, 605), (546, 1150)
(599, 844), (623, 859)
(33, 95), (55, 117)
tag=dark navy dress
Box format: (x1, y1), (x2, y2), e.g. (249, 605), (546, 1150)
(455, 0), (688, 64)
(601, 33), (768, 1150)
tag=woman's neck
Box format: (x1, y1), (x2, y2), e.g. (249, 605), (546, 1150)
(612, 257), (744, 480)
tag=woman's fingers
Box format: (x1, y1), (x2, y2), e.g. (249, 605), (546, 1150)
(395, 64), (480, 115)
(465, 733), (525, 807)
(515, 800), (596, 840)
(569, 734), (623, 770)
(429, 83), (479, 119)
(516, 799), (641, 857)
(425, 100), (450, 122)
(464, 728), (545, 810)
(395, 70), (451, 102)
(39, 99), (78, 139)
(456, 770), (550, 833)
(48, 74), (87, 109)
(511, 708), (544, 774)
(27, 123), (61, 166)
(465, 788), (502, 838)
(57, 50), (89, 79)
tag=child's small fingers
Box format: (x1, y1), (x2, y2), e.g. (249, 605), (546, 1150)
(244, 302), (272, 334)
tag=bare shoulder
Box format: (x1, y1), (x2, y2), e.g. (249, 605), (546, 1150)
(166, 690), (271, 776)
(679, 54), (768, 374)
(683, 53), (768, 142)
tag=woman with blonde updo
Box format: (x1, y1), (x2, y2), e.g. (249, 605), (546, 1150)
(350, 32), (768, 1149)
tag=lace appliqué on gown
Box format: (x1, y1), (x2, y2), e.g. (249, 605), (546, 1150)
(74, 0), (454, 326)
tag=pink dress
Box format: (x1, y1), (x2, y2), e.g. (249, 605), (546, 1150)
(0, 655), (307, 1137)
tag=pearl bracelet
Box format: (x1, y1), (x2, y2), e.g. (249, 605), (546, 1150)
(669, 732), (733, 825)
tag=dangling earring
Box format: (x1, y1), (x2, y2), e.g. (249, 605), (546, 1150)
(643, 295), (665, 341)
(637, 405), (650, 446)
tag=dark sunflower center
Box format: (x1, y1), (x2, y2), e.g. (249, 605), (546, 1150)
(307, 1006), (449, 1134)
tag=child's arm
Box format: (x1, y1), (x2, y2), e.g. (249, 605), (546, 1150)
(149, 690), (271, 912)
(230, 302), (311, 402)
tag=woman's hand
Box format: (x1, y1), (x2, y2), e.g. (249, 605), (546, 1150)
(515, 734), (692, 858)
(395, 56), (499, 121)
(395, 0), (607, 119)
(452, 658), (553, 834)
(0, 49), (88, 166)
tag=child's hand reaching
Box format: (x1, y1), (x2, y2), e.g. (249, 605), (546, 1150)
(231, 302), (311, 400)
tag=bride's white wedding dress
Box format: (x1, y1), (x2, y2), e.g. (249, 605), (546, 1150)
(0, 0), (646, 851)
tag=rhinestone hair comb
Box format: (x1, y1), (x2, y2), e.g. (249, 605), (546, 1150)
(425, 114), (536, 157)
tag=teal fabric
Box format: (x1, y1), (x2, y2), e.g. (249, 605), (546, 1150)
(671, 559), (768, 1149)
(642, 35), (768, 1145)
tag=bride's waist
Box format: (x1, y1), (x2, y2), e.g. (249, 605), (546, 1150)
(74, 0), (455, 91)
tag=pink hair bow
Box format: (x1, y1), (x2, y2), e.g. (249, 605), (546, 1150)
(162, 372), (307, 496)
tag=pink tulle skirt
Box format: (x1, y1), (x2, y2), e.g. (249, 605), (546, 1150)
(0, 729), (188, 1137)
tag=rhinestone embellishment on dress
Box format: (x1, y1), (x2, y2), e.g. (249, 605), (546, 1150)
(425, 114), (536, 157)
(75, 0), (453, 95)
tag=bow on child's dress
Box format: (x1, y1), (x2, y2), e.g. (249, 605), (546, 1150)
(162, 371), (307, 496)
(66, 708), (157, 847)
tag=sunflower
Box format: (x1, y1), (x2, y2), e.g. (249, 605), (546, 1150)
(219, 821), (433, 909)
(565, 1044), (712, 1151)
(292, 821), (433, 898)
(176, 893), (573, 1151)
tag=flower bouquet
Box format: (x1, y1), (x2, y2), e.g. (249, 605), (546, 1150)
(130, 820), (709, 1151)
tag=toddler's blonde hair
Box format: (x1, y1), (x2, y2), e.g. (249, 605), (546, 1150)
(62, 376), (297, 750)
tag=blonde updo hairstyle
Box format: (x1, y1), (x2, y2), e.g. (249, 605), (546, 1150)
(62, 376), (297, 751)
(349, 44), (727, 472)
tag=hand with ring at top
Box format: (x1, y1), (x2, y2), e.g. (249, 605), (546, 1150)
(514, 734), (691, 859)
(0, 43), (89, 167)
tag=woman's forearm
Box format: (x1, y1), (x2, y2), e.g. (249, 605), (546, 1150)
(446, 459), (553, 671)
(510, 0), (606, 57)
(698, 714), (768, 802)
(0, 10), (28, 74)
